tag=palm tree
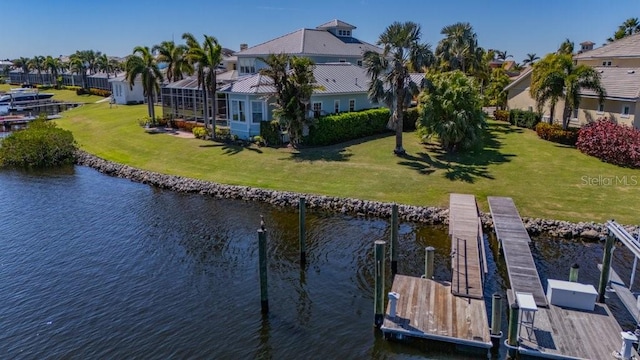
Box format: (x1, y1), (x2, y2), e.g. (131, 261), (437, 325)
(435, 22), (479, 74)
(608, 17), (640, 42)
(530, 53), (605, 128)
(153, 40), (192, 83)
(97, 53), (113, 78)
(557, 39), (574, 55)
(13, 57), (30, 84)
(108, 58), (123, 76)
(522, 53), (539, 65)
(495, 50), (512, 61)
(44, 55), (62, 87)
(125, 46), (163, 121)
(28, 55), (45, 84)
(364, 21), (433, 155)
(183, 33), (223, 140)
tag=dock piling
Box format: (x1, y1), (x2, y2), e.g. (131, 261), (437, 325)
(490, 293), (502, 354)
(388, 292), (399, 319)
(298, 197), (306, 266)
(507, 301), (520, 357)
(598, 230), (615, 303)
(424, 246), (435, 279)
(569, 263), (580, 282)
(258, 229), (269, 314)
(374, 240), (386, 328)
(390, 204), (399, 276)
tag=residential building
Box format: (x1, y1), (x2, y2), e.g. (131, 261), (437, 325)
(505, 33), (640, 128)
(109, 74), (145, 105)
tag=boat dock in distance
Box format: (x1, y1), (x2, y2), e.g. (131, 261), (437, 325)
(380, 194), (492, 354)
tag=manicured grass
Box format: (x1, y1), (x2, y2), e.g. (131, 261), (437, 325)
(56, 101), (640, 224)
(0, 84), (105, 103)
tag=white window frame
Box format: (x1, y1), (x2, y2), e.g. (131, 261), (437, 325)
(597, 103), (604, 114)
(334, 100), (340, 114)
(239, 58), (256, 74)
(622, 105), (631, 118)
(251, 100), (264, 123)
(231, 99), (246, 122)
(349, 99), (355, 112)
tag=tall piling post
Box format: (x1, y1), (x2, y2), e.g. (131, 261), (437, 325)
(390, 204), (399, 276)
(569, 263), (580, 282)
(490, 293), (503, 354)
(258, 229), (269, 314)
(598, 230), (615, 303)
(374, 240), (386, 328)
(507, 302), (520, 358)
(424, 246), (435, 279)
(298, 197), (306, 266)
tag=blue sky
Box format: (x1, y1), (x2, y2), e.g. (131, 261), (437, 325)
(3, 0), (640, 63)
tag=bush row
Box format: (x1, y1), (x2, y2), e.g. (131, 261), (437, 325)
(76, 87), (111, 97)
(304, 108), (390, 146)
(174, 120), (204, 132)
(509, 109), (541, 129)
(576, 119), (640, 168)
(535, 123), (579, 146)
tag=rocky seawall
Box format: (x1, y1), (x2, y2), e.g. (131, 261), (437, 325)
(75, 150), (637, 241)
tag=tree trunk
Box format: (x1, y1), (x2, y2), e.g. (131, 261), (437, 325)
(394, 87), (405, 156)
(548, 103), (555, 124)
(202, 87), (209, 135)
(148, 94), (155, 121)
(562, 105), (571, 130)
(210, 86), (216, 141)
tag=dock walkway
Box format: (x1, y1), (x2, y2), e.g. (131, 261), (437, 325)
(488, 196), (547, 307)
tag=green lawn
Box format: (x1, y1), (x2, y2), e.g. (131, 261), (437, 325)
(0, 83), (105, 103)
(55, 101), (640, 224)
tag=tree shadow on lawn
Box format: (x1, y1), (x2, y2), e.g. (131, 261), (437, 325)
(280, 133), (392, 163)
(199, 142), (264, 155)
(398, 125), (515, 183)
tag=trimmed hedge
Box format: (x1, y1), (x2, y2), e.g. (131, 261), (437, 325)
(305, 108), (390, 146)
(509, 109), (541, 129)
(535, 122), (578, 146)
(493, 109), (509, 122)
(576, 119), (640, 168)
(76, 87), (111, 97)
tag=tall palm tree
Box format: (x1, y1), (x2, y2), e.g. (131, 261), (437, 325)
(28, 55), (45, 84)
(435, 22), (479, 74)
(125, 46), (163, 121)
(108, 58), (123, 76)
(364, 21), (433, 155)
(495, 50), (512, 61)
(183, 33), (223, 140)
(96, 53), (113, 78)
(44, 55), (62, 87)
(530, 53), (605, 128)
(608, 17), (640, 42)
(13, 57), (30, 84)
(153, 40), (192, 83)
(557, 39), (574, 55)
(522, 53), (539, 65)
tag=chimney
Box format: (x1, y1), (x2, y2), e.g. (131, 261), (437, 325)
(240, 43), (248, 51)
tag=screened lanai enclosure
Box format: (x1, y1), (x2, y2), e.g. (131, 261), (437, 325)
(161, 76), (228, 126)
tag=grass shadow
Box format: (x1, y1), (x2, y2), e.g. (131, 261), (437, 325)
(398, 124), (515, 183)
(218, 143), (264, 155)
(280, 132), (392, 163)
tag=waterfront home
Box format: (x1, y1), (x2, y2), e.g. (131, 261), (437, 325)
(219, 62), (379, 140)
(506, 33), (640, 128)
(109, 74), (145, 105)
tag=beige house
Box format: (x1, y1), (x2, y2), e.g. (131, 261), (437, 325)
(506, 33), (640, 128)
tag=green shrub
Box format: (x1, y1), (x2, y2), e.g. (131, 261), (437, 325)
(535, 122), (578, 146)
(305, 108), (390, 146)
(0, 116), (76, 168)
(252, 135), (266, 147)
(192, 127), (209, 139)
(88, 88), (111, 97)
(260, 120), (282, 146)
(215, 127), (231, 140)
(403, 107), (420, 131)
(493, 109), (509, 122)
(509, 109), (541, 129)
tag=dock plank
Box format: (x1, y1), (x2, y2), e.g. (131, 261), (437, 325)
(449, 194), (484, 299)
(488, 196), (547, 307)
(381, 275), (491, 350)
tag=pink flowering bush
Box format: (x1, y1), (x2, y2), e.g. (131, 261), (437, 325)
(576, 118), (640, 168)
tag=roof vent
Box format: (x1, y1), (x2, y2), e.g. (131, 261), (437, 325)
(628, 70), (636, 74)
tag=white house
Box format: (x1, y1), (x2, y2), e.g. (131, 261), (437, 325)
(109, 75), (145, 105)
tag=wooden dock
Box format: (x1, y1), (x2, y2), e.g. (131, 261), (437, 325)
(449, 193), (486, 299)
(381, 275), (492, 350)
(507, 290), (636, 359)
(380, 194), (491, 354)
(488, 196), (547, 307)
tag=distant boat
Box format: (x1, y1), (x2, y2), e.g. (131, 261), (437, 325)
(0, 88), (54, 105)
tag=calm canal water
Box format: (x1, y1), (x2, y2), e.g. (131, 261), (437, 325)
(0, 166), (636, 359)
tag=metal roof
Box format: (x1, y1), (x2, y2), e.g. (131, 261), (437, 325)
(581, 67), (640, 100)
(574, 33), (640, 59)
(237, 28), (381, 57)
(316, 19), (356, 30)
